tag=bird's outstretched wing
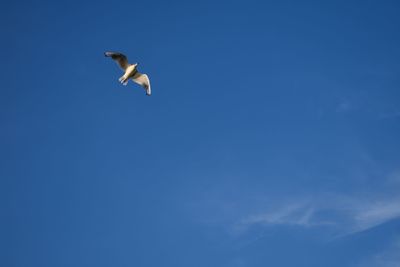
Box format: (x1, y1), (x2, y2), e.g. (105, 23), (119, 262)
(104, 51), (130, 70)
(132, 72), (151, 96)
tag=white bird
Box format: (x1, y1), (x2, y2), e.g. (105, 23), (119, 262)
(105, 51), (151, 96)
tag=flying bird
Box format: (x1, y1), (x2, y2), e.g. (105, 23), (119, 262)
(105, 51), (151, 96)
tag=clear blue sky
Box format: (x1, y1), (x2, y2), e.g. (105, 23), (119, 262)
(2, 0), (400, 266)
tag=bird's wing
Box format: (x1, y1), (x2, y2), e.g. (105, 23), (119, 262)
(132, 72), (151, 95)
(104, 51), (130, 70)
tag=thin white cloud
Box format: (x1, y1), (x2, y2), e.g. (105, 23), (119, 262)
(356, 239), (400, 267)
(186, 168), (400, 241)
(354, 200), (400, 232)
(228, 169), (400, 237)
(233, 195), (400, 236)
(236, 202), (332, 229)
(242, 203), (311, 226)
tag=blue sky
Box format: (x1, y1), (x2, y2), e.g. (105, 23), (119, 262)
(1, 0), (400, 266)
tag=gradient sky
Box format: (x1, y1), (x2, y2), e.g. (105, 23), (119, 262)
(1, 0), (400, 266)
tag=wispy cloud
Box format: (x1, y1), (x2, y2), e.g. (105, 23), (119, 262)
(233, 201), (332, 233)
(242, 204), (315, 227)
(223, 168), (400, 237)
(353, 200), (400, 232)
(356, 239), (400, 267)
(232, 194), (400, 237)
(186, 167), (400, 240)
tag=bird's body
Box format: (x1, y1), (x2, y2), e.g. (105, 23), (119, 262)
(105, 51), (151, 96)
(119, 64), (138, 84)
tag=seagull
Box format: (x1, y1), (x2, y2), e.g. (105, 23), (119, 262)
(105, 51), (151, 96)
